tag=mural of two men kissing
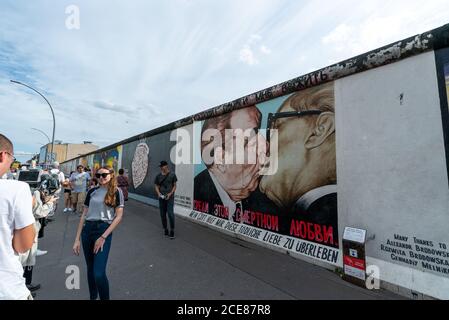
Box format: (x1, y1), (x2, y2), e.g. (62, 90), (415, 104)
(193, 82), (338, 249)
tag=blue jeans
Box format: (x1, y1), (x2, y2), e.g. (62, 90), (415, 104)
(159, 197), (174, 231)
(81, 221), (112, 300)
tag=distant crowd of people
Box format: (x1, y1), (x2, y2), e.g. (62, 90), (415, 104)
(0, 133), (136, 300)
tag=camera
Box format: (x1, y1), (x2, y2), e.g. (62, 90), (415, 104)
(18, 169), (42, 191)
(18, 169), (59, 196)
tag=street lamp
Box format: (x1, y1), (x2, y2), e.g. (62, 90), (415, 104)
(11, 80), (56, 166)
(31, 128), (51, 144)
(31, 128), (51, 165)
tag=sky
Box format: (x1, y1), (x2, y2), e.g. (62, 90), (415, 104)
(1, 0), (448, 163)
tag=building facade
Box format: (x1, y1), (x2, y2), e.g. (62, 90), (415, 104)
(39, 141), (99, 164)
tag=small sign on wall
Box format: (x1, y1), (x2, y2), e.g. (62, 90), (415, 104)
(349, 248), (358, 258)
(343, 227), (366, 244)
(343, 227), (367, 286)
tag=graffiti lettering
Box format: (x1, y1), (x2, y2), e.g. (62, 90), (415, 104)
(236, 210), (278, 232)
(215, 219), (225, 228)
(255, 89), (274, 102)
(283, 237), (294, 250)
(295, 241), (339, 264)
(290, 220), (334, 246)
(224, 222), (238, 232)
(214, 204), (229, 219)
(189, 211), (199, 219)
(238, 225), (262, 239)
(262, 233), (283, 246)
(206, 216), (217, 224)
(193, 200), (208, 214)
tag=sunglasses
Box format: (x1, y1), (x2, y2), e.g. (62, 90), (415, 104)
(95, 172), (111, 179)
(266, 110), (323, 154)
(2, 151), (16, 162)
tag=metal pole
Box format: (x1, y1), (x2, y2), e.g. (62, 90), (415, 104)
(31, 128), (51, 144)
(11, 80), (56, 166)
(31, 128), (51, 165)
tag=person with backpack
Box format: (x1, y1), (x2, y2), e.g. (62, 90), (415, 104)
(50, 162), (65, 186)
(39, 171), (59, 192)
(34, 171), (60, 256)
(38, 169), (60, 220)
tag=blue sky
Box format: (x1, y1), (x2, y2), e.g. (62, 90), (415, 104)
(1, 0), (448, 163)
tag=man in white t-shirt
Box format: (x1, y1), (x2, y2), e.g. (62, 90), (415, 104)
(0, 134), (36, 300)
(50, 161), (65, 186)
(69, 165), (90, 214)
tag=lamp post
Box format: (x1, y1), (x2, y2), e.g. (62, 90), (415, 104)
(31, 128), (51, 165)
(11, 80), (56, 166)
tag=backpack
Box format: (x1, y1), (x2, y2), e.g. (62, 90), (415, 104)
(51, 172), (61, 188)
(40, 173), (60, 194)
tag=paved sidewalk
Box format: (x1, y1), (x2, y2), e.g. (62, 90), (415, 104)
(33, 199), (404, 300)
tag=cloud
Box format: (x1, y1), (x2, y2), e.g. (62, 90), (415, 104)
(321, 23), (352, 52)
(260, 45), (271, 55)
(320, 0), (449, 62)
(239, 45), (259, 66)
(1, 0), (448, 163)
(239, 34), (272, 66)
(249, 34), (262, 44)
(92, 101), (132, 114)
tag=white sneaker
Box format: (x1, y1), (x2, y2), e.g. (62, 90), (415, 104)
(63, 208), (68, 213)
(36, 249), (48, 256)
(68, 208), (73, 212)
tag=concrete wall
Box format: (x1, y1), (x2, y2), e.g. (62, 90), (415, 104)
(335, 51), (449, 299)
(61, 25), (449, 299)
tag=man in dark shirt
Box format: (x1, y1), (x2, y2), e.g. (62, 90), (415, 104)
(154, 160), (177, 239)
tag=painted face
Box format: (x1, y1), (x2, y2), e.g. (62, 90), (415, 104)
(259, 102), (315, 208)
(209, 107), (264, 202)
